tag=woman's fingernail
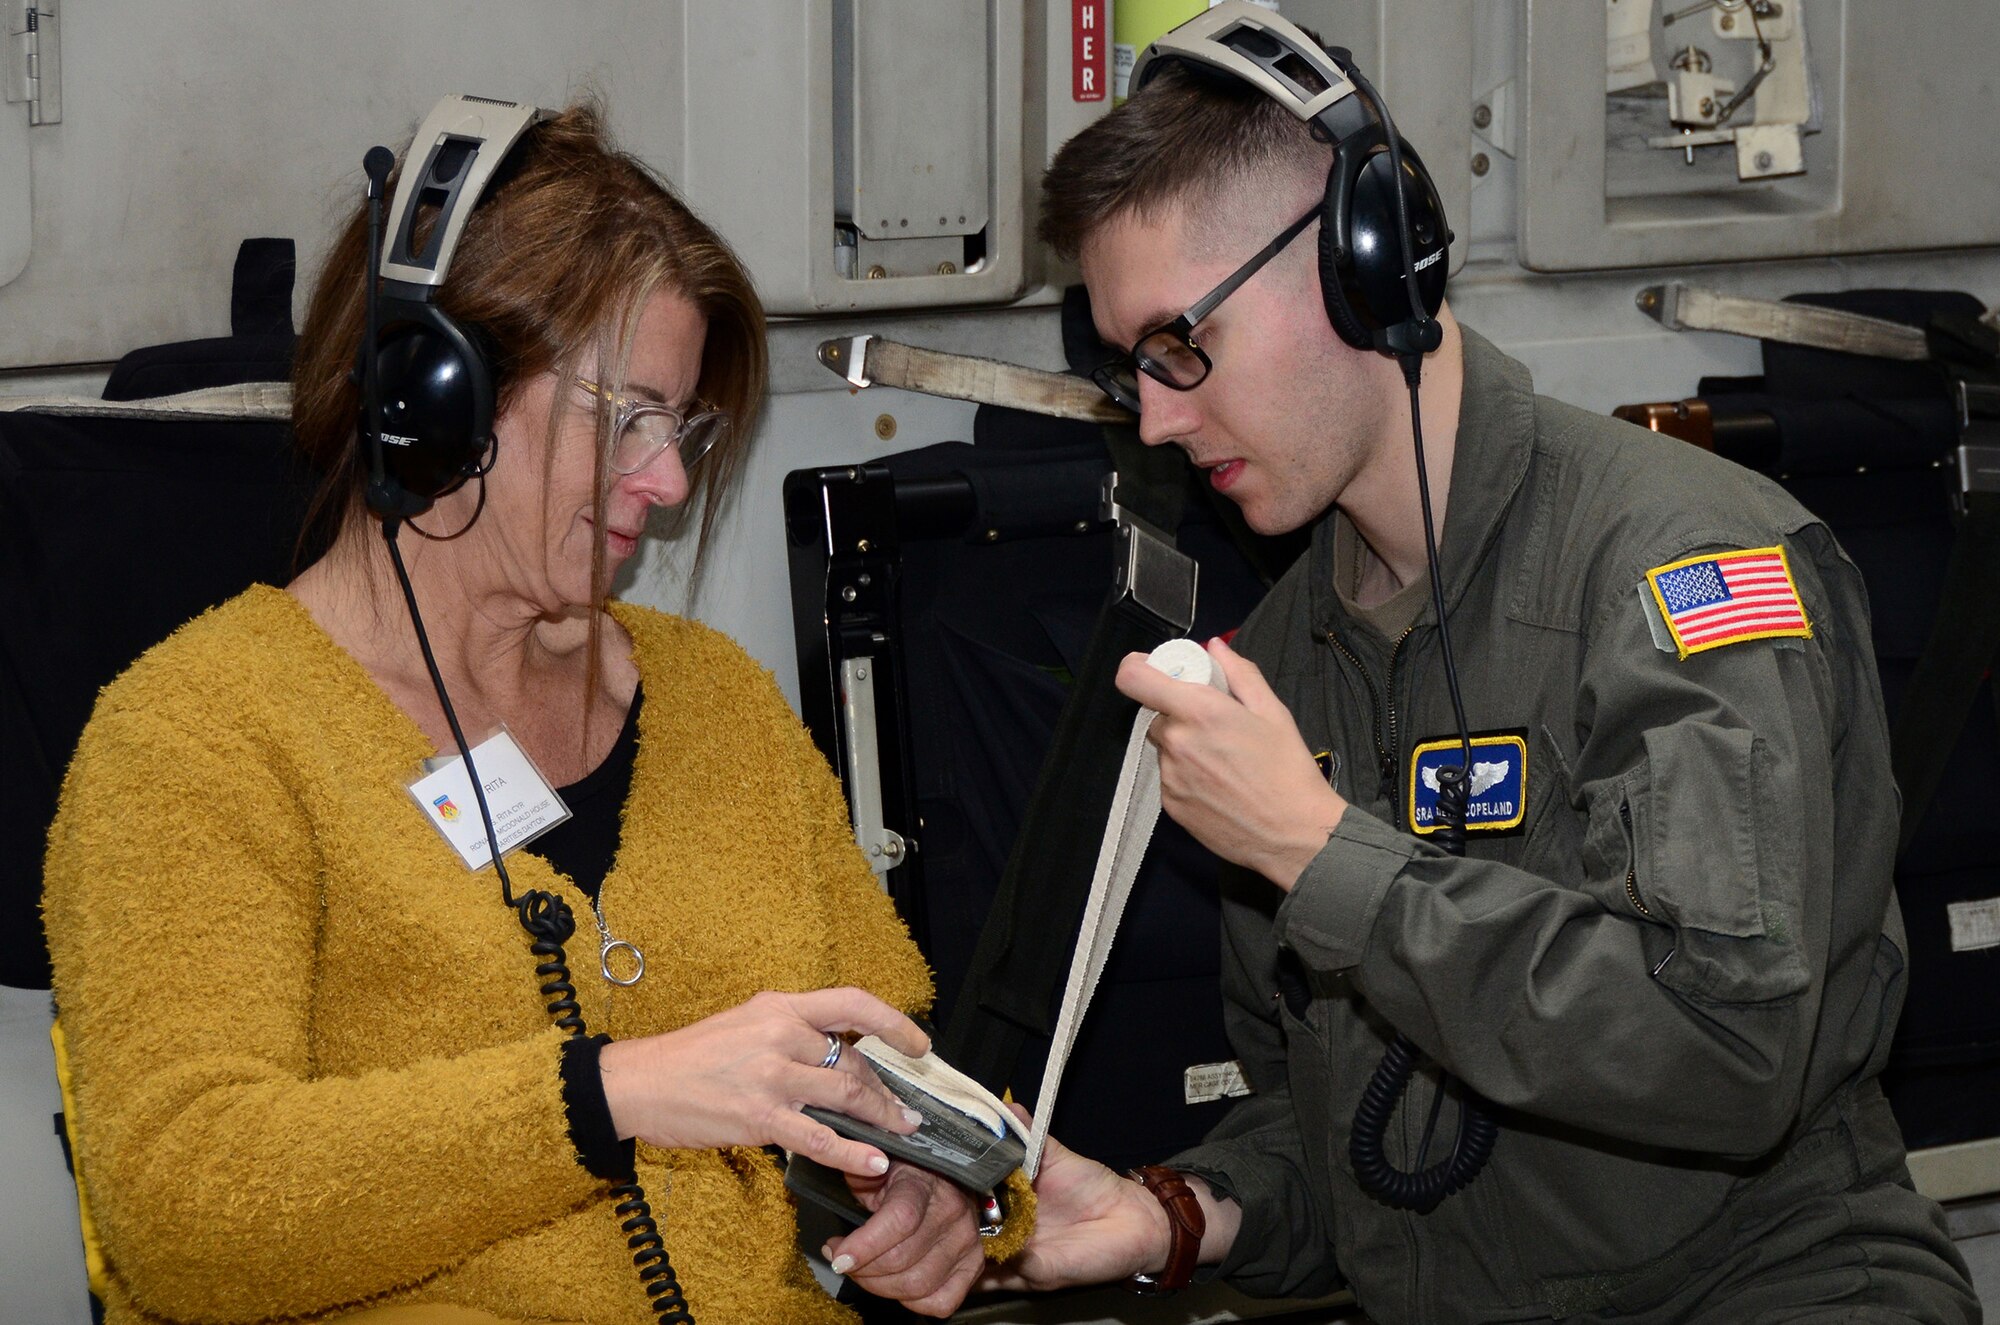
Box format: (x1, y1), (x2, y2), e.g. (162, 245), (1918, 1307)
(821, 1243), (835, 1263)
(867, 1153), (890, 1174)
(830, 1254), (855, 1276)
(902, 1107), (924, 1126)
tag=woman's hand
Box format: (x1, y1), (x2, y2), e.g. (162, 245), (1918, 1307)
(599, 987), (929, 1177)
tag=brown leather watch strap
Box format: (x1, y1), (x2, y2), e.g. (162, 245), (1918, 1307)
(1127, 1165), (1206, 1294)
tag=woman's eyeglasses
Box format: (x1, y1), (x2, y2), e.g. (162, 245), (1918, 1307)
(575, 377), (729, 476)
(1090, 205), (1319, 413)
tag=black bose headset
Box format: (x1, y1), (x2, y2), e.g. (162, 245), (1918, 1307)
(1132, 4), (1451, 365)
(358, 96), (695, 1319)
(361, 94), (546, 521)
(1132, 4), (1495, 1214)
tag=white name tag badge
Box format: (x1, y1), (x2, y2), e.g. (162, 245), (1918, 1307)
(407, 727), (571, 871)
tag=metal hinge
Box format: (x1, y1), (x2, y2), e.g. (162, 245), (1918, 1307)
(5, 1), (60, 125)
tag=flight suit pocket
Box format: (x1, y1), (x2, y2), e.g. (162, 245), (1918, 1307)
(1276, 994), (1344, 1202)
(1628, 722), (1809, 1003)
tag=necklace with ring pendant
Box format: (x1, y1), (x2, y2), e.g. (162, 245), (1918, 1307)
(592, 894), (644, 986)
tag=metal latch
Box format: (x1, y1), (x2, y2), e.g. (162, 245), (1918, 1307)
(1101, 473), (1197, 633)
(5, 1), (59, 125)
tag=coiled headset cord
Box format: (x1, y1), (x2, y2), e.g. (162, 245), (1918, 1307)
(1336, 60), (1499, 1213)
(381, 522), (694, 1320)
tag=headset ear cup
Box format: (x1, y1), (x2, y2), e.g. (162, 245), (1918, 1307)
(1396, 138), (1451, 322)
(372, 307), (495, 508)
(1343, 141), (1450, 348)
(1317, 159), (1374, 351)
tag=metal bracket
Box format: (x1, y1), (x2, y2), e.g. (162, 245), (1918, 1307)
(1954, 378), (2000, 515)
(1101, 473), (1197, 633)
(5, 1), (58, 125)
(817, 334), (875, 388)
(1956, 442), (2000, 511)
(839, 655), (906, 881)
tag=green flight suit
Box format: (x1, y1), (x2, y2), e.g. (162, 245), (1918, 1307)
(1170, 327), (1981, 1324)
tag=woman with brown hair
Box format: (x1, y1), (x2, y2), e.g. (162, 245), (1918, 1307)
(43, 102), (978, 1324)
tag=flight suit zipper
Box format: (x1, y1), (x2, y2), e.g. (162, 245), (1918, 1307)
(1381, 626), (1416, 826)
(1320, 625), (1417, 827)
(1621, 803), (1649, 916)
(1321, 628), (1393, 814)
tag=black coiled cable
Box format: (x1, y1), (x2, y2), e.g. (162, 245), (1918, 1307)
(1348, 1034), (1501, 1215)
(619, 1183), (693, 1322)
(515, 890), (585, 1036)
(510, 880), (689, 1319)
(1326, 56), (1502, 1212)
(381, 521), (694, 1320)
(1430, 763), (1470, 859)
(1338, 378), (1503, 1212)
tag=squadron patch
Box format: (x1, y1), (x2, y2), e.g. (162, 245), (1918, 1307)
(1644, 546), (1811, 660)
(1408, 730), (1528, 836)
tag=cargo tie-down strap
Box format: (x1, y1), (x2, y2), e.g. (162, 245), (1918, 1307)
(818, 334), (1130, 424)
(1636, 283), (1935, 360)
(0, 382), (292, 421)
(1023, 637), (1227, 1178)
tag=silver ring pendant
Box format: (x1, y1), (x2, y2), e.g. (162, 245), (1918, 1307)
(600, 939), (645, 987)
(819, 1034), (844, 1070)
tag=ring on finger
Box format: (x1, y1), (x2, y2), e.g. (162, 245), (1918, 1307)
(819, 1033), (844, 1070)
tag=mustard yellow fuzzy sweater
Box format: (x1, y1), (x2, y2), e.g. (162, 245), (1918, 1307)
(43, 586), (939, 1324)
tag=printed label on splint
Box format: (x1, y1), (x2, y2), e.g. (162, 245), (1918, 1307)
(1947, 897), (2000, 953)
(1184, 1060), (1253, 1105)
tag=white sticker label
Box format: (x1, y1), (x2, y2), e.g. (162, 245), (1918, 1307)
(1184, 1060), (1253, 1105)
(1947, 897), (2000, 953)
(408, 729), (570, 871)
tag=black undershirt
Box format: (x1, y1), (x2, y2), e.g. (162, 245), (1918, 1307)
(536, 684), (643, 1179)
(532, 683), (642, 902)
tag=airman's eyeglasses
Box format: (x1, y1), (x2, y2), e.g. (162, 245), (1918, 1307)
(1089, 205), (1319, 413)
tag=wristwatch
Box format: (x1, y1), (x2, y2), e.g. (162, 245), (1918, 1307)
(1126, 1165), (1206, 1294)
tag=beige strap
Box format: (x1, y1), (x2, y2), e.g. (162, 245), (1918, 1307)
(818, 335), (1131, 424)
(1025, 638), (1227, 1179)
(0, 382), (293, 421)
(1638, 283), (1930, 360)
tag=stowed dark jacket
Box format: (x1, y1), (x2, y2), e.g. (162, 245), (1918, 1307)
(1171, 327), (1972, 1322)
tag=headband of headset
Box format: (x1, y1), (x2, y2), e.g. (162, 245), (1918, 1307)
(1129, 4), (1374, 143)
(363, 95), (550, 519)
(379, 95), (548, 303)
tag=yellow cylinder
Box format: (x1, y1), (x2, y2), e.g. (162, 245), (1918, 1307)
(1113, 1), (1284, 103)
(1113, 0), (1207, 103)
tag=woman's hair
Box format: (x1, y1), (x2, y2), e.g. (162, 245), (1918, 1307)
(292, 99), (767, 587)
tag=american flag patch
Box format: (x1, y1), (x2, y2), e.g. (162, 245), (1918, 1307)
(1645, 546), (1812, 659)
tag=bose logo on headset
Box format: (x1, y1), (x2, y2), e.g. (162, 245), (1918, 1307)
(361, 94), (552, 520)
(1130, 3), (1452, 361)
